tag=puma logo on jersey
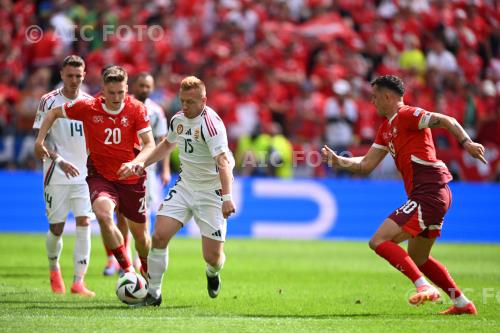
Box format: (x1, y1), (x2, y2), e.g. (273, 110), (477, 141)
(108, 117), (116, 124)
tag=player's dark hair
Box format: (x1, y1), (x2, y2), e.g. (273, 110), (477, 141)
(371, 75), (404, 96)
(102, 65), (128, 83)
(61, 55), (85, 69)
(133, 72), (153, 84)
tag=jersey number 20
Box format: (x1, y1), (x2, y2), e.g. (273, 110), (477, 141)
(104, 128), (122, 144)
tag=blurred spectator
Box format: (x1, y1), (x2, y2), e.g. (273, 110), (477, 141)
(0, 0), (497, 181)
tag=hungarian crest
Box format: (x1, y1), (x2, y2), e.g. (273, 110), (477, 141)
(176, 124), (184, 134)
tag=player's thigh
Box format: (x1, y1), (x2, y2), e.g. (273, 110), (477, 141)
(126, 216), (149, 241)
(369, 218), (411, 249)
(68, 184), (93, 220)
(44, 184), (71, 224)
(116, 178), (147, 224)
(156, 183), (194, 226)
(193, 189), (227, 242)
(407, 236), (436, 266)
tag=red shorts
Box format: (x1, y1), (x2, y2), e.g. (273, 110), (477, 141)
(87, 173), (147, 223)
(388, 183), (452, 239)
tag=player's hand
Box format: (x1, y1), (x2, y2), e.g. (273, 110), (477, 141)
(161, 170), (171, 186)
(464, 141), (487, 164)
(222, 200), (236, 219)
(34, 141), (49, 160)
(321, 145), (339, 167)
(58, 159), (80, 178)
(117, 161), (144, 179)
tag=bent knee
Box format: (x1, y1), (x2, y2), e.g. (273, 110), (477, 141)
(368, 238), (382, 251)
(49, 223), (64, 236)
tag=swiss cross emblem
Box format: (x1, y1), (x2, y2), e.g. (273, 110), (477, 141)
(121, 116), (129, 127)
(392, 127), (398, 137)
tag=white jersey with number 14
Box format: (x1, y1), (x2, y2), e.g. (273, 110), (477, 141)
(33, 88), (93, 185)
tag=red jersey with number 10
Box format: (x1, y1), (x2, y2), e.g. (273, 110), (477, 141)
(373, 105), (452, 195)
(62, 95), (151, 183)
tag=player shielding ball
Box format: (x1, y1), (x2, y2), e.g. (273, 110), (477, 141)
(33, 55), (95, 296)
(125, 76), (236, 306)
(35, 65), (154, 277)
(322, 75), (486, 315)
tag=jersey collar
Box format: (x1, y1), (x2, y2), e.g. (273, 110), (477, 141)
(102, 102), (125, 115)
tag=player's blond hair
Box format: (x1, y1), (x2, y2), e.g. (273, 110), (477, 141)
(102, 66), (128, 84)
(180, 76), (206, 96)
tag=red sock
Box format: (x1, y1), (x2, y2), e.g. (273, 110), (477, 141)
(418, 256), (461, 298)
(139, 256), (148, 273)
(375, 240), (422, 282)
(111, 244), (132, 271)
(104, 245), (114, 257)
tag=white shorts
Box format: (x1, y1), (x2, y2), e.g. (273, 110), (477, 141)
(44, 184), (92, 224)
(157, 180), (226, 241)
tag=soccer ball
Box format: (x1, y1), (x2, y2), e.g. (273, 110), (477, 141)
(116, 272), (148, 304)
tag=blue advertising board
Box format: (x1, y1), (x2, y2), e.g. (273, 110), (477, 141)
(1, 171), (499, 243)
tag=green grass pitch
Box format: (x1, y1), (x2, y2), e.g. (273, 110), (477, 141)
(0, 234), (499, 333)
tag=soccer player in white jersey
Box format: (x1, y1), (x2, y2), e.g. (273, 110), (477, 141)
(127, 76), (236, 306)
(102, 73), (169, 275)
(32, 55), (95, 297)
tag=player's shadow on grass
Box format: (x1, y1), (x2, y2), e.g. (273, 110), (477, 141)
(23, 304), (193, 311)
(239, 313), (386, 319)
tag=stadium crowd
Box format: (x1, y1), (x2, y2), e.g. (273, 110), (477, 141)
(0, 0), (498, 181)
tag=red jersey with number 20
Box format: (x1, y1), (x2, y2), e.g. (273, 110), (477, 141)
(373, 105), (452, 195)
(62, 95), (151, 183)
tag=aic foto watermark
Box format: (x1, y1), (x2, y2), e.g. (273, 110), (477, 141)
(238, 150), (354, 169)
(25, 24), (166, 43)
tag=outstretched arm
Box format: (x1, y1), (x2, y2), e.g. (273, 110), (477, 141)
(34, 106), (64, 160)
(427, 113), (487, 164)
(321, 145), (388, 175)
(117, 136), (176, 179)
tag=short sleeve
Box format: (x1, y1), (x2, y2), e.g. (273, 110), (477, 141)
(165, 116), (179, 143)
(203, 113), (229, 158)
(399, 107), (432, 131)
(62, 99), (90, 122)
(372, 124), (389, 151)
(135, 103), (152, 135)
(32, 99), (46, 130)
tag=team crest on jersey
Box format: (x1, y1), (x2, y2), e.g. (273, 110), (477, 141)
(92, 115), (104, 123)
(176, 124), (184, 134)
(121, 116), (129, 127)
(392, 127), (398, 137)
(194, 128), (200, 141)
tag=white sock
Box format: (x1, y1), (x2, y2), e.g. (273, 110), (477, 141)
(147, 247), (168, 298)
(46, 231), (63, 271)
(73, 226), (91, 283)
(453, 294), (471, 307)
(414, 276), (431, 288)
(206, 252), (226, 277)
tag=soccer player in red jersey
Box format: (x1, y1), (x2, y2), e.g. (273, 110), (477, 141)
(321, 75), (486, 315)
(35, 66), (154, 276)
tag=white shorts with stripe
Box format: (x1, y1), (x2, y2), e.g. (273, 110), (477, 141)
(156, 180), (226, 241)
(44, 184), (92, 224)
